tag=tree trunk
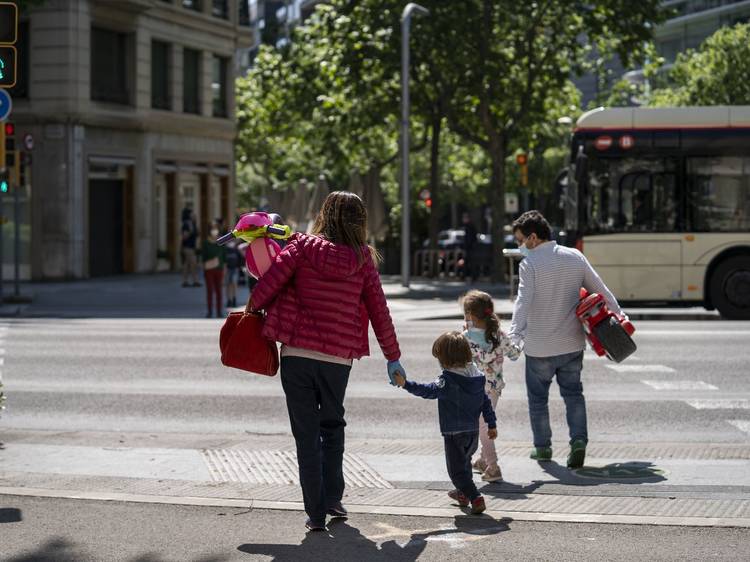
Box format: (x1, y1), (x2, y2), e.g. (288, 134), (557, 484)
(428, 112), (442, 249)
(488, 135), (507, 283)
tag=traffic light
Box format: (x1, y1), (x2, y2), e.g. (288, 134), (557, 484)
(516, 152), (528, 187)
(0, 2), (18, 44)
(0, 1), (18, 88)
(0, 171), (8, 193)
(4, 121), (15, 168)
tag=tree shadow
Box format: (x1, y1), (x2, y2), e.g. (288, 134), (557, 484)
(237, 515), (510, 561)
(6, 538), (89, 562)
(0, 507), (22, 523)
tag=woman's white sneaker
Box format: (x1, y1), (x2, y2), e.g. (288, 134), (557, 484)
(481, 465), (503, 482)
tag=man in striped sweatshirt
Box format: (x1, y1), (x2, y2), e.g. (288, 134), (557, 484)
(508, 211), (624, 468)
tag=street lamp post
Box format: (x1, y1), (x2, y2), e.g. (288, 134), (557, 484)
(400, 2), (429, 288)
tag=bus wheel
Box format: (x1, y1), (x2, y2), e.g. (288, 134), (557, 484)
(593, 316), (637, 363)
(710, 256), (750, 320)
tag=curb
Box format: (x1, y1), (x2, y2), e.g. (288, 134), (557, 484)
(2, 487), (748, 528)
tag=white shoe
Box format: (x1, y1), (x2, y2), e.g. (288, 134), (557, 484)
(472, 458), (487, 473)
(481, 465), (503, 482)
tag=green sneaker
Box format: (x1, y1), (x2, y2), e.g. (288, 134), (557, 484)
(567, 440), (587, 468)
(530, 447), (552, 462)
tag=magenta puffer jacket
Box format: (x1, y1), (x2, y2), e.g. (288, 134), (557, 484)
(249, 233), (400, 361)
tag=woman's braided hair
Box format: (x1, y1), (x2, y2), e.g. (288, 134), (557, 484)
(310, 191), (378, 264)
(461, 290), (501, 350)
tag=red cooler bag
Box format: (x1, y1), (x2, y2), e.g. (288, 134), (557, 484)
(219, 312), (279, 376)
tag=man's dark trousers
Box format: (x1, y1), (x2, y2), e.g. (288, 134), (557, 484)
(280, 356), (351, 525)
(444, 432), (480, 500)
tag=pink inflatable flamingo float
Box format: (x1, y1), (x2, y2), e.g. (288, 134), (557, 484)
(217, 212), (292, 279)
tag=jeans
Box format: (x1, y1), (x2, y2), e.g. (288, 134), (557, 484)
(525, 350), (587, 448)
(280, 356), (351, 524)
(444, 432), (480, 501)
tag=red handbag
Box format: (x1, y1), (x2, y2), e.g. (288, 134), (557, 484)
(219, 312), (279, 376)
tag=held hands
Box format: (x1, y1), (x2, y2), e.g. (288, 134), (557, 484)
(387, 360), (406, 387)
(393, 372), (406, 387)
(507, 344), (522, 361)
(488, 428), (498, 440)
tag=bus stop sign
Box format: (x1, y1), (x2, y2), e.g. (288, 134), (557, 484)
(0, 88), (11, 121)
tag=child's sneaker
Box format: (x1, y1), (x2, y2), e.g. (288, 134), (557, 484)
(472, 458), (487, 473)
(448, 489), (469, 507)
(470, 495), (486, 515)
(481, 464), (503, 482)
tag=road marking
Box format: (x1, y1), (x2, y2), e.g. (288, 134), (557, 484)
(686, 400), (750, 410)
(637, 330), (750, 337)
(642, 380), (718, 391)
(728, 420), (750, 435)
(606, 364), (675, 373)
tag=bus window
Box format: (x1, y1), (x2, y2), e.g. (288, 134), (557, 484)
(586, 156), (678, 234)
(687, 156), (750, 232)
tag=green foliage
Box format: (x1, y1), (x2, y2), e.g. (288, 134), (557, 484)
(650, 23), (750, 106)
(235, 0), (664, 270)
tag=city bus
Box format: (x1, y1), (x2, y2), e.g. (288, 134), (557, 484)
(561, 106), (750, 319)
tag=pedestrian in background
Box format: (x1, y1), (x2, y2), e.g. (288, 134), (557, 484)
(201, 222), (226, 318)
(461, 290), (520, 483)
(224, 240), (242, 309)
(508, 210), (625, 468)
(181, 208), (200, 288)
(247, 191), (403, 532)
(393, 331), (496, 515)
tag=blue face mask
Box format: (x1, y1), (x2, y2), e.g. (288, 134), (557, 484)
(465, 327), (489, 347)
(519, 243), (531, 257)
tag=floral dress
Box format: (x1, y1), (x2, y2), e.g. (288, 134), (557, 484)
(463, 329), (519, 399)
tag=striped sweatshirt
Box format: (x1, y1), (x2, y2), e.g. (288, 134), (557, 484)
(508, 241), (624, 358)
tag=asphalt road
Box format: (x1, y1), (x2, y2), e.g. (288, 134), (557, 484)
(2, 495), (748, 562)
(3, 316), (749, 445)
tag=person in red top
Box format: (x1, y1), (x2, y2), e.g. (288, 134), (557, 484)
(248, 191), (405, 532)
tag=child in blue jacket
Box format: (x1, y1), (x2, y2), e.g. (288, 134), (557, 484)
(393, 331), (497, 514)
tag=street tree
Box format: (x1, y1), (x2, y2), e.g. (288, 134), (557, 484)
(440, 0), (664, 278)
(650, 23), (750, 106)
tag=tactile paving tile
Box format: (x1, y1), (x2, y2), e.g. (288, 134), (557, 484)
(201, 449), (394, 489)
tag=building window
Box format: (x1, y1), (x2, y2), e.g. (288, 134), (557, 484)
(183, 0), (202, 11)
(212, 55), (228, 117)
(91, 27), (131, 105)
(9, 21), (29, 99)
(183, 48), (201, 114)
(212, 0), (229, 19)
(239, 0), (251, 26)
(151, 40), (171, 110)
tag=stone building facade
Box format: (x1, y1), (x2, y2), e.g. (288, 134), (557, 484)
(8, 0), (253, 279)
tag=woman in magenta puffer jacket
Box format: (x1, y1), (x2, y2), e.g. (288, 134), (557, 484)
(248, 191), (404, 532)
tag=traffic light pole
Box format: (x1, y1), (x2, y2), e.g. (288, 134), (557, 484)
(13, 173), (18, 297)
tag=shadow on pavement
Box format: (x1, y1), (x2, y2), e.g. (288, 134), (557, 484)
(538, 460), (667, 485)
(237, 515), (510, 561)
(0, 507), (22, 523)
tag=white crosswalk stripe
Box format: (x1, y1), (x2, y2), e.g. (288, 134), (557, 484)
(686, 400), (750, 410)
(606, 364), (675, 373)
(642, 380), (717, 391)
(727, 420), (750, 435)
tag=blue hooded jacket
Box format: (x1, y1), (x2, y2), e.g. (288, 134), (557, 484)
(403, 364), (497, 435)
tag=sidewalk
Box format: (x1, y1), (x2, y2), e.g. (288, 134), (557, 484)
(2, 430), (749, 528)
(4, 273), (722, 321)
